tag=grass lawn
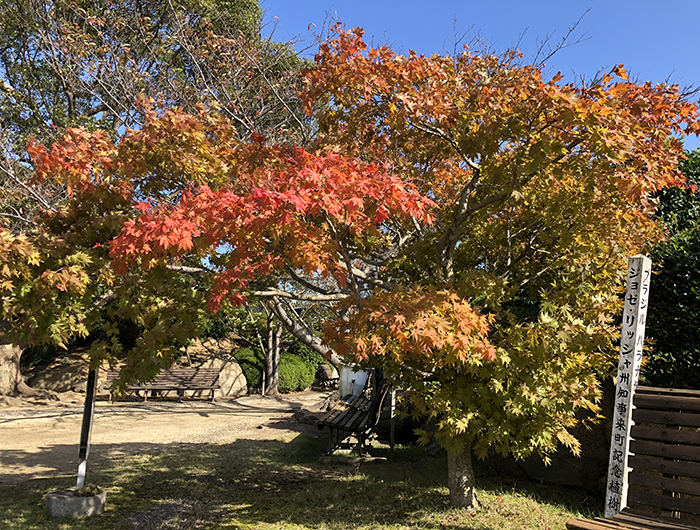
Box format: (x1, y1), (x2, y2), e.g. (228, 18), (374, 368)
(0, 433), (603, 529)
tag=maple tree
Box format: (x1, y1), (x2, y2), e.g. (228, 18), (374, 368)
(0, 230), (93, 395)
(0, 0), (309, 395)
(20, 102), (433, 396)
(299, 27), (699, 507)
(17, 24), (700, 509)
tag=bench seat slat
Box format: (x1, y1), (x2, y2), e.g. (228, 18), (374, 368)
(336, 400), (371, 430)
(333, 407), (363, 430)
(318, 407), (349, 427)
(618, 509), (700, 530)
(566, 517), (626, 530)
(568, 512), (700, 530)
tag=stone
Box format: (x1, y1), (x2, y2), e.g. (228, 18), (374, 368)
(197, 357), (247, 399)
(185, 337), (235, 359)
(294, 409), (320, 425)
(28, 352), (90, 393)
(73, 379), (88, 393)
(45, 490), (106, 518)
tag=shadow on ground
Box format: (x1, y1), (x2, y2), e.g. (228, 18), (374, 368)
(0, 431), (603, 530)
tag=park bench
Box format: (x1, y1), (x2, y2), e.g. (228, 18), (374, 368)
(103, 368), (220, 402)
(317, 377), (391, 455)
(567, 385), (700, 530)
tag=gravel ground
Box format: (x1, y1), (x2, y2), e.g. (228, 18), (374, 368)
(0, 390), (333, 485)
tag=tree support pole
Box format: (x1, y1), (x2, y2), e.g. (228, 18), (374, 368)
(77, 368), (98, 490)
(389, 389), (396, 450)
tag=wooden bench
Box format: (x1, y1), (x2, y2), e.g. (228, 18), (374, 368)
(317, 380), (390, 455)
(103, 368), (220, 402)
(567, 385), (700, 530)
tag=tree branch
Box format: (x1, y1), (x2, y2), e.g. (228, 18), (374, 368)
(249, 288), (351, 301)
(270, 297), (341, 368)
(165, 264), (209, 274)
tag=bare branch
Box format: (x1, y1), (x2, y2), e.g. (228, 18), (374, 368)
(335, 261), (397, 292)
(532, 9), (592, 68)
(0, 79), (15, 93)
(0, 212), (37, 226)
(249, 288), (351, 302)
(284, 265), (334, 295)
(165, 265), (209, 274)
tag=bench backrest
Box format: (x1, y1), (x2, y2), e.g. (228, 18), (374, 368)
(104, 368), (219, 388)
(626, 385), (700, 517)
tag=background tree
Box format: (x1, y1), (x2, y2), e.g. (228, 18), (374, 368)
(643, 150), (700, 389)
(0, 0), (311, 395)
(0, 0), (307, 148)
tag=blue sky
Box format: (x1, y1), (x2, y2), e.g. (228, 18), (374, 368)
(261, 0), (700, 150)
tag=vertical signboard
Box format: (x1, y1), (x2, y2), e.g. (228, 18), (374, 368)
(604, 254), (652, 518)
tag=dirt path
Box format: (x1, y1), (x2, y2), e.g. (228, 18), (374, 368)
(0, 390), (333, 486)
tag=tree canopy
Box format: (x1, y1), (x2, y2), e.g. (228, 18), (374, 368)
(5, 25), (700, 508)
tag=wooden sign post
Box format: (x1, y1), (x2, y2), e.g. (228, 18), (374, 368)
(604, 255), (652, 518)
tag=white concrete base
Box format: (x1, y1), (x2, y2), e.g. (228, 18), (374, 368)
(45, 490), (106, 518)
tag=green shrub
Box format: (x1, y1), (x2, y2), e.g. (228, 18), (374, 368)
(232, 347), (264, 389)
(287, 340), (325, 370)
(278, 353), (315, 393)
(233, 348), (314, 392)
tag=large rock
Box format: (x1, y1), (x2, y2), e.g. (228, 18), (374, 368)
(185, 337), (235, 359)
(198, 357), (247, 399)
(28, 352), (90, 393)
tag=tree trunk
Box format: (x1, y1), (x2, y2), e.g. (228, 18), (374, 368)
(270, 297), (342, 371)
(264, 314), (282, 396)
(0, 336), (38, 397)
(447, 444), (479, 510)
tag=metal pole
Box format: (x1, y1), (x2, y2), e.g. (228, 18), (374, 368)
(76, 368), (98, 490)
(389, 390), (396, 450)
(604, 255), (651, 518)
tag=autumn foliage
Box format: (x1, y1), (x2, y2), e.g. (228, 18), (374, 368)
(14, 23), (700, 507)
(109, 143), (434, 309)
(303, 27), (699, 463)
(328, 288), (496, 366)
